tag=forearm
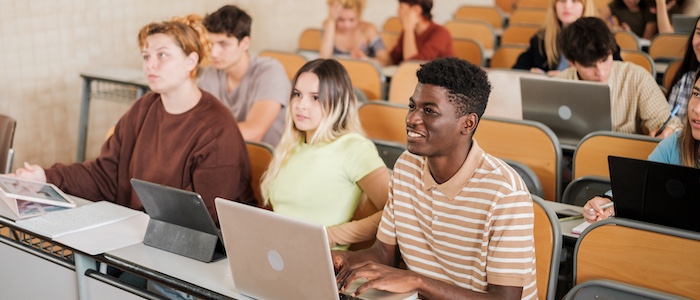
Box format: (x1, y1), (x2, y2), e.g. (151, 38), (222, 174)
(347, 239), (396, 267)
(327, 211), (382, 246)
(415, 278), (522, 300)
(656, 0), (674, 33)
(320, 19), (336, 58)
(238, 122), (266, 142)
(402, 31), (419, 61)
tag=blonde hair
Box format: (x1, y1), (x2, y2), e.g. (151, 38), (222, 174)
(260, 59), (365, 205)
(328, 0), (366, 15)
(137, 14), (210, 78)
(541, 0), (597, 69)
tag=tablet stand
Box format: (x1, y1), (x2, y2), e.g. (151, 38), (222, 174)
(143, 218), (223, 263)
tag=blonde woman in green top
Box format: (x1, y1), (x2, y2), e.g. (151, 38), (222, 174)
(260, 59), (390, 249)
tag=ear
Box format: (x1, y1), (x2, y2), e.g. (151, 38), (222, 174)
(460, 113), (479, 136)
(186, 52), (199, 71)
(239, 36), (251, 51)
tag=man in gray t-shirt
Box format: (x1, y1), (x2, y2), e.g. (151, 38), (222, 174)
(199, 5), (290, 146)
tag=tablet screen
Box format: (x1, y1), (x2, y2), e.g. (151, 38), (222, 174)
(0, 177), (71, 204)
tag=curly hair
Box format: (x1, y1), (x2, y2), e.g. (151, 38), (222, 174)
(416, 57), (491, 118)
(203, 5), (251, 40)
(558, 17), (617, 67)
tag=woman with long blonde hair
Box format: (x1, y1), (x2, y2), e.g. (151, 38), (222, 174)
(513, 0), (621, 75)
(261, 59), (389, 249)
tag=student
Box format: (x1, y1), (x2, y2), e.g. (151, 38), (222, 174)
(199, 5), (290, 146)
(654, 0), (700, 33)
(389, 0), (454, 65)
(260, 59), (389, 249)
(584, 69), (700, 221)
(600, 0), (656, 39)
(555, 17), (681, 138)
(320, 0), (391, 66)
(666, 16), (700, 121)
(334, 57), (537, 299)
(12, 15), (255, 222)
(513, 0), (622, 75)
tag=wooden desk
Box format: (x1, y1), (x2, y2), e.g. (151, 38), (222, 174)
(77, 68), (149, 162)
(541, 201), (584, 239)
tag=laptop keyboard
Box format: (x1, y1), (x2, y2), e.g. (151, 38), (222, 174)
(339, 293), (364, 300)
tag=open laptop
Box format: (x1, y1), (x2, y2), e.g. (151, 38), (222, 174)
(672, 14), (697, 35)
(215, 198), (418, 300)
(520, 77), (612, 150)
(131, 178), (225, 262)
(608, 156), (700, 232)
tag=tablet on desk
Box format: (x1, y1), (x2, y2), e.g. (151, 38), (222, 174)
(0, 177), (76, 208)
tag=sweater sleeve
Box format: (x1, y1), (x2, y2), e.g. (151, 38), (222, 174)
(408, 25), (453, 61)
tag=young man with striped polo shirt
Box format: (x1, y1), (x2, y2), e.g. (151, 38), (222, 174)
(334, 57), (537, 299)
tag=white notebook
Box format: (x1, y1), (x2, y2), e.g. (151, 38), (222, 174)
(572, 220), (592, 235)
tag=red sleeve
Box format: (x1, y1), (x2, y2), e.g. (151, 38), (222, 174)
(408, 24), (454, 61)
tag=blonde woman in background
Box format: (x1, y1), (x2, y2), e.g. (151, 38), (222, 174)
(513, 0), (622, 75)
(261, 59), (389, 250)
(319, 0), (391, 66)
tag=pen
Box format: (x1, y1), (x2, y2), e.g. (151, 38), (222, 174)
(654, 104), (681, 137)
(559, 215), (584, 222)
(588, 201), (614, 212)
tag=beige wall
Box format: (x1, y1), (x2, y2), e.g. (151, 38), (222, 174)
(0, 0), (486, 171)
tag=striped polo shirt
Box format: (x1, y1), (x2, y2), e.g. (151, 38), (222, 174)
(377, 140), (538, 299)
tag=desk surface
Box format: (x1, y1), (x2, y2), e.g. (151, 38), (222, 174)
(81, 67), (149, 87)
(105, 243), (251, 300)
(541, 201), (584, 239)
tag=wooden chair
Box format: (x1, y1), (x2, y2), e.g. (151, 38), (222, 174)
(490, 45), (528, 69)
(258, 50), (307, 81)
(613, 30), (640, 51)
(453, 5), (506, 30)
(572, 131), (660, 179)
(663, 58), (683, 91)
(358, 101), (409, 144)
(619, 50), (655, 75)
(381, 31), (400, 52)
(452, 37), (486, 67)
(298, 28), (322, 52)
(336, 58), (386, 100)
(474, 117), (562, 201)
(648, 33), (687, 62)
(574, 218), (700, 299)
(388, 61), (422, 105)
(382, 16), (402, 33)
(532, 195), (562, 300)
(517, 0), (550, 9)
(444, 20), (496, 51)
(593, 0), (612, 11)
(501, 24), (540, 47)
(0, 115), (16, 174)
(508, 8), (547, 26)
(245, 141), (274, 207)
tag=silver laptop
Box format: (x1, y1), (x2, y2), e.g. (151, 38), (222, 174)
(215, 198), (418, 300)
(520, 76), (612, 150)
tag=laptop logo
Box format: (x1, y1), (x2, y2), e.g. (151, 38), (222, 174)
(558, 105), (572, 120)
(268, 250), (284, 271)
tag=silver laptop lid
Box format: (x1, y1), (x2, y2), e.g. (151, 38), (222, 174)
(520, 76), (611, 149)
(672, 14), (697, 35)
(215, 198), (417, 300)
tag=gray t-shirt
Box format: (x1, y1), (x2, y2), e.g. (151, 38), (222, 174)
(198, 55), (290, 146)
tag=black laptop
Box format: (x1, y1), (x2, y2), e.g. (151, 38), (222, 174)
(131, 178), (226, 262)
(608, 156), (700, 232)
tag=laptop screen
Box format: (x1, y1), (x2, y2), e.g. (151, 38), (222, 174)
(608, 156), (700, 232)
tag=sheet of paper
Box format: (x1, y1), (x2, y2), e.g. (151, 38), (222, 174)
(56, 213), (149, 255)
(572, 220), (592, 235)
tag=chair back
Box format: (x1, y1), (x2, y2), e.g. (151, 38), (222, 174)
(452, 37), (486, 67)
(663, 58), (683, 91)
(381, 31), (400, 52)
(474, 117), (562, 201)
(509, 8), (547, 26)
(372, 139), (406, 170)
(0, 115), (16, 174)
(245, 141), (274, 207)
(336, 58), (386, 100)
(574, 218), (700, 299)
(444, 20), (496, 50)
(532, 195), (562, 300)
(383, 17), (402, 33)
(258, 50), (307, 81)
(358, 101), (408, 144)
(388, 61), (422, 105)
(593, 0), (612, 10)
(505, 159), (543, 197)
(565, 279), (685, 300)
(620, 50), (655, 75)
(490, 45), (528, 69)
(298, 28), (322, 52)
(496, 0), (517, 14)
(560, 176), (611, 206)
(501, 24), (541, 46)
(648, 33), (688, 61)
(517, 0), (549, 9)
(572, 131), (660, 179)
(454, 5), (505, 29)
(614, 31), (640, 51)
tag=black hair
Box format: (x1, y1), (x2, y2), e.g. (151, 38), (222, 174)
(398, 0), (433, 20)
(203, 5), (251, 40)
(558, 17), (618, 67)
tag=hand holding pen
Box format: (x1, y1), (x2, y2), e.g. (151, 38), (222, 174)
(654, 104), (682, 137)
(583, 199), (615, 223)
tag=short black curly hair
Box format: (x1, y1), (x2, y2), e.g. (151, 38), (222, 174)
(416, 57), (491, 117)
(203, 5), (251, 40)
